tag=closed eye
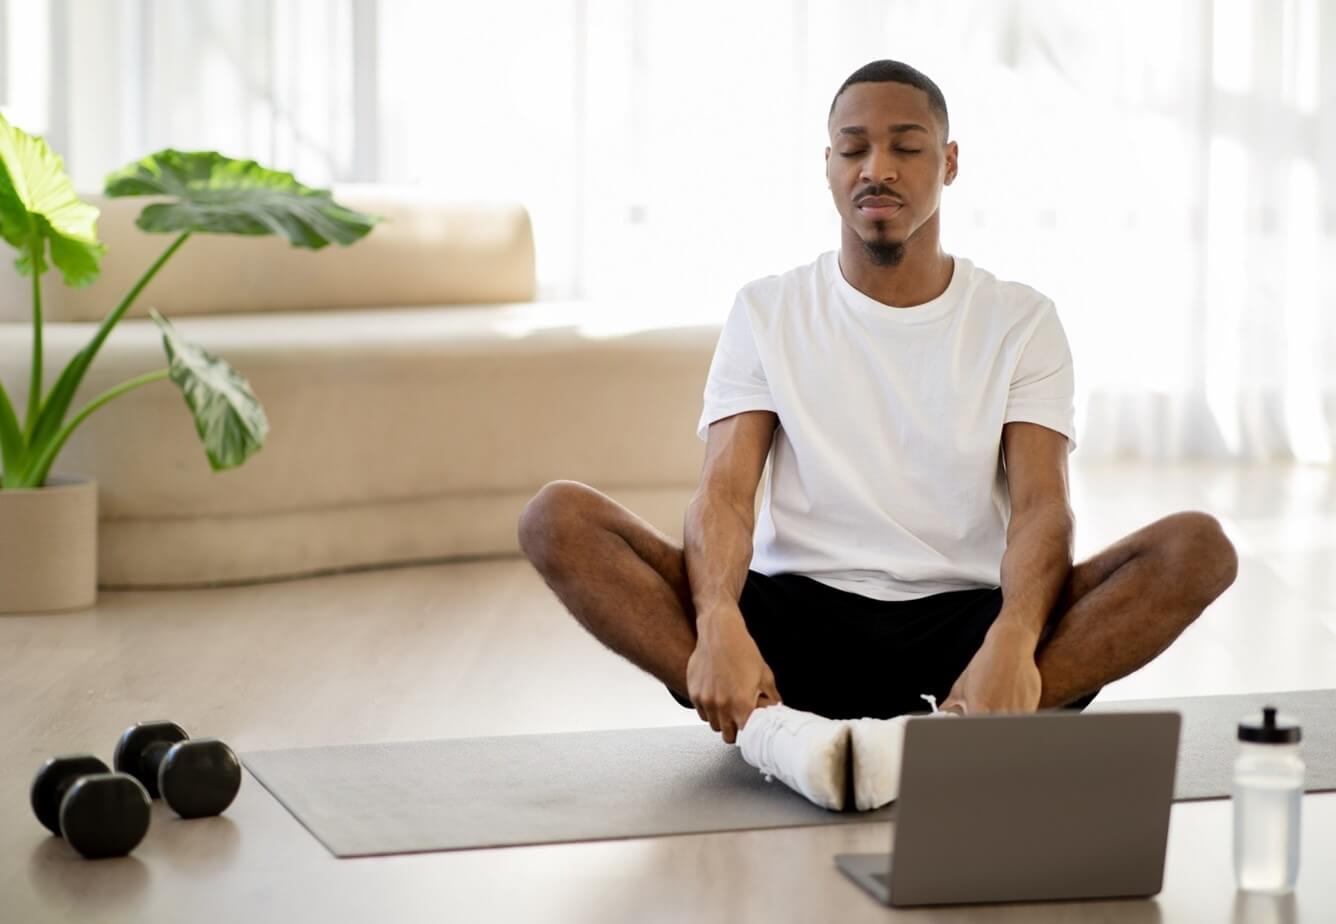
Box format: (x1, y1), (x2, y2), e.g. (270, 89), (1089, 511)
(838, 148), (921, 157)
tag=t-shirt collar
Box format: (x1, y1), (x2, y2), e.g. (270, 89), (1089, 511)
(829, 250), (966, 325)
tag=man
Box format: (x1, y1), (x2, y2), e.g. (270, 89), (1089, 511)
(518, 60), (1238, 752)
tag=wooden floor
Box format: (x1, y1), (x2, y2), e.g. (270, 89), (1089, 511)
(3, 461), (1334, 922)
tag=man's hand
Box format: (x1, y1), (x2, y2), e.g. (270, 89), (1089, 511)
(686, 605), (781, 744)
(940, 621), (1042, 715)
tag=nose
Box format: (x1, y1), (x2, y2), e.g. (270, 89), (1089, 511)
(859, 148), (898, 185)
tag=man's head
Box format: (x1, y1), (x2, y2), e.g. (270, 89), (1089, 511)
(825, 60), (958, 267)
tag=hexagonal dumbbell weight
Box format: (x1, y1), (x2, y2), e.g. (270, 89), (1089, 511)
(114, 721), (242, 819)
(31, 755), (152, 859)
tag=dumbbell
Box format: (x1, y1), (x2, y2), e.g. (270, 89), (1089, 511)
(30, 756), (152, 859)
(114, 721), (242, 819)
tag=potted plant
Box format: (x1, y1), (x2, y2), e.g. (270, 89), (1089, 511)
(0, 113), (377, 613)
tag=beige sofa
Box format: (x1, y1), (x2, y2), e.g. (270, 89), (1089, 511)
(0, 189), (719, 587)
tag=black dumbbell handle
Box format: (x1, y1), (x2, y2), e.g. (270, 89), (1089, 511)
(114, 722), (241, 818)
(114, 721), (189, 797)
(143, 740), (173, 782)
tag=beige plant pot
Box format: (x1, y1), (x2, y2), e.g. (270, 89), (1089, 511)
(0, 474), (98, 614)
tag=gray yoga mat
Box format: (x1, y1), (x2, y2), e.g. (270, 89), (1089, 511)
(244, 723), (891, 858)
(242, 689), (1336, 858)
(1088, 689), (1335, 802)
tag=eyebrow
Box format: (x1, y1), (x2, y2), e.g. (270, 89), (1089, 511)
(837, 124), (930, 136)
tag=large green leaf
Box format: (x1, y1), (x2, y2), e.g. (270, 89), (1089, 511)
(104, 150), (377, 249)
(0, 112), (104, 285)
(151, 310), (269, 471)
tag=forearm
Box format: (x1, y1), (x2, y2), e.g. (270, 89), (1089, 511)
(992, 501), (1075, 644)
(683, 491), (755, 628)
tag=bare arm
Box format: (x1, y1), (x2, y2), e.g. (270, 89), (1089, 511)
(682, 410), (780, 742)
(684, 411), (776, 617)
(993, 421), (1076, 642)
(941, 422), (1075, 714)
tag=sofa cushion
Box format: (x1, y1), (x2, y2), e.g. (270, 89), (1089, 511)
(0, 301), (720, 585)
(0, 190), (535, 322)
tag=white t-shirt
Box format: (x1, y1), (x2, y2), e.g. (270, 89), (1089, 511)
(697, 250), (1076, 602)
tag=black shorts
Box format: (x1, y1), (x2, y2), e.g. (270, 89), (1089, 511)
(670, 570), (1099, 720)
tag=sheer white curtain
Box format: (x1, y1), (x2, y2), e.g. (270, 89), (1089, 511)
(5, 0), (1332, 462)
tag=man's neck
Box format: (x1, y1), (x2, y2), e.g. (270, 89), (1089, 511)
(837, 221), (954, 308)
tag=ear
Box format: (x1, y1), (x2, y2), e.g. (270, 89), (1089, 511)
(944, 141), (959, 186)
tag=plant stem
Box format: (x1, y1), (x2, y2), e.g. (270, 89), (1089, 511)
(28, 230), (191, 451)
(21, 368), (170, 489)
(79, 231), (191, 376)
(24, 239), (42, 440)
(0, 378), (25, 488)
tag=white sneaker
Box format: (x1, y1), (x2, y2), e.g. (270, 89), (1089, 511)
(736, 704), (851, 811)
(847, 714), (912, 811)
(847, 707), (959, 811)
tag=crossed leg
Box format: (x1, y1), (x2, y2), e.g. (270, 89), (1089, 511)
(519, 481), (699, 701)
(1033, 511), (1238, 707)
(518, 481), (1239, 712)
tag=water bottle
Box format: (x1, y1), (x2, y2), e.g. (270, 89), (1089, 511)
(1233, 706), (1303, 894)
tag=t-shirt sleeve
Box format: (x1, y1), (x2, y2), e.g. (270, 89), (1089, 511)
(696, 295), (778, 441)
(1004, 302), (1077, 451)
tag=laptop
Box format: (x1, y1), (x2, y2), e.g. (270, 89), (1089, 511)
(835, 710), (1180, 907)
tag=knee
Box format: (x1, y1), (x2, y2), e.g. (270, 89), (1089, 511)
(1157, 511), (1239, 603)
(517, 480), (601, 567)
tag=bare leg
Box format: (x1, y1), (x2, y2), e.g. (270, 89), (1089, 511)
(1035, 511), (1239, 708)
(518, 481), (696, 700)
(521, 486), (1238, 712)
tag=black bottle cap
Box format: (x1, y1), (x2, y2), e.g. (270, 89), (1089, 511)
(1238, 706), (1302, 744)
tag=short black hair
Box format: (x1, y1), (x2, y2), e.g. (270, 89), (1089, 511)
(828, 60), (949, 141)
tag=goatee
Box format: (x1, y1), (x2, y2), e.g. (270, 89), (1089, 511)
(862, 237), (905, 266)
